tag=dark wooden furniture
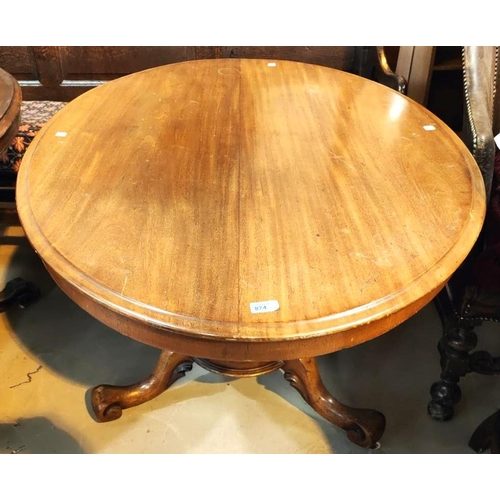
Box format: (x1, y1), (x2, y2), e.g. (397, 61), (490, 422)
(427, 46), (500, 453)
(0, 46), (405, 101)
(0, 66), (22, 217)
(0, 67), (39, 311)
(16, 58), (485, 449)
(0, 67), (21, 151)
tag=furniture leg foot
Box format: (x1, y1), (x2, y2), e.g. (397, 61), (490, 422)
(428, 326), (476, 421)
(428, 379), (461, 421)
(91, 350), (193, 422)
(282, 357), (386, 449)
(0, 277), (40, 312)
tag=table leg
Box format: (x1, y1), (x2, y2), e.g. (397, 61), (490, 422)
(90, 351), (385, 449)
(91, 350), (193, 422)
(282, 357), (386, 448)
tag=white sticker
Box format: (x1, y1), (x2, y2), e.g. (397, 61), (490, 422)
(250, 300), (280, 314)
(55, 131), (67, 137)
(423, 125), (436, 131)
(495, 133), (500, 149)
(267, 62), (277, 67)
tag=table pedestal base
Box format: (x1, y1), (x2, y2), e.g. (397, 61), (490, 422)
(91, 351), (386, 448)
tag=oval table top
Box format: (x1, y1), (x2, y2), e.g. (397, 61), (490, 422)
(16, 59), (486, 359)
(0, 67), (21, 152)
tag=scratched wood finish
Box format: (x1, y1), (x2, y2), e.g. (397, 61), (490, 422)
(16, 59), (486, 360)
(0, 67), (21, 152)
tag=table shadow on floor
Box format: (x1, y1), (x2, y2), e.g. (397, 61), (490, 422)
(250, 304), (500, 454)
(0, 416), (83, 454)
(3, 242), (161, 388)
(4, 240), (500, 453)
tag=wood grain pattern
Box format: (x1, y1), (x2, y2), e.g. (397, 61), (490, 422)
(32, 46), (65, 88)
(0, 47), (36, 80)
(0, 46), (218, 101)
(16, 59), (486, 360)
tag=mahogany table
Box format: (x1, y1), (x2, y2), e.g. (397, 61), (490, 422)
(0, 67), (39, 309)
(15, 59), (486, 449)
(0, 67), (21, 153)
(0, 66), (21, 229)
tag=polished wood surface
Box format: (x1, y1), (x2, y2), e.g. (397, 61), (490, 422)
(0, 67), (21, 152)
(282, 357), (386, 448)
(92, 350), (194, 422)
(17, 59), (486, 361)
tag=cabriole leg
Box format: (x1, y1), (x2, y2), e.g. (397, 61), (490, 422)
(282, 357), (386, 448)
(91, 350), (193, 422)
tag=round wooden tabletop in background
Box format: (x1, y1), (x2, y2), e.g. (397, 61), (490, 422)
(0, 67), (21, 152)
(16, 59), (486, 360)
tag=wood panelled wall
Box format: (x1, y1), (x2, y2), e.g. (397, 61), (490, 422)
(0, 46), (361, 101)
